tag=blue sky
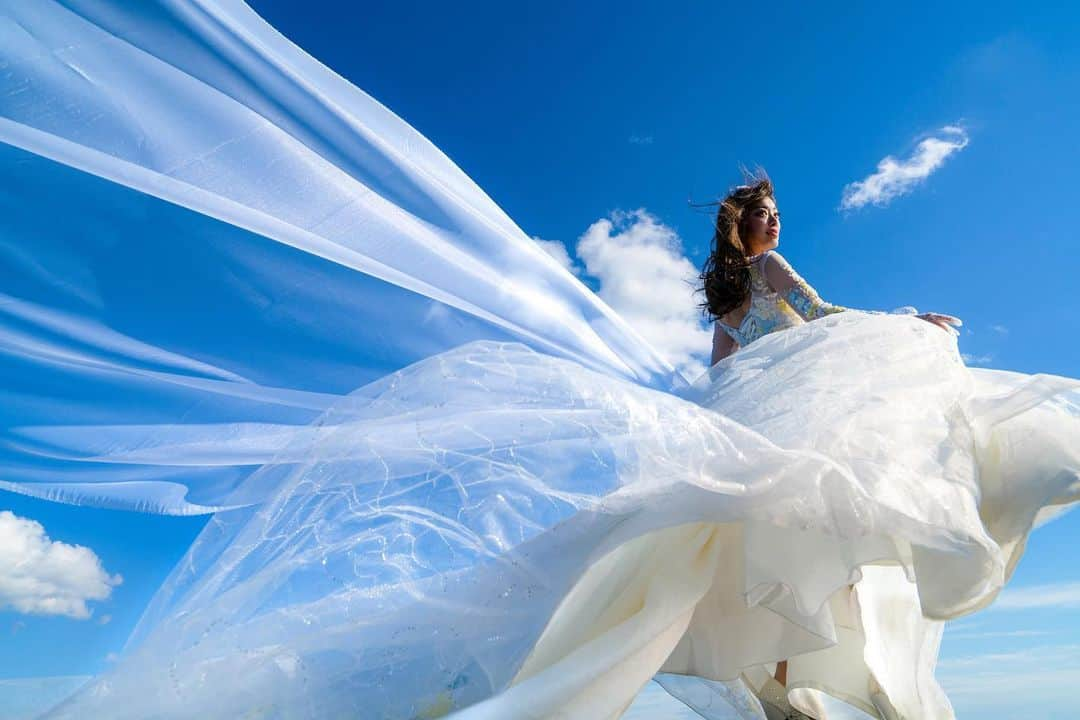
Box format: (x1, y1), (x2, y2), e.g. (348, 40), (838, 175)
(2, 2), (1079, 718)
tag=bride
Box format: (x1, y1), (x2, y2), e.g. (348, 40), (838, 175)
(702, 177), (962, 363)
(698, 175), (963, 719)
(1, 2), (1078, 719)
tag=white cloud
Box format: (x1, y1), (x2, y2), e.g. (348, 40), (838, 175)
(840, 125), (969, 210)
(990, 324), (1009, 335)
(532, 237), (578, 274)
(990, 581), (1080, 611)
(628, 134), (654, 146)
(0, 511), (121, 619)
(575, 209), (711, 379)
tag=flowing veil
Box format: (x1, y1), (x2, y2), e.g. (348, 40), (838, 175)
(0, 0), (685, 512)
(2, 3), (1079, 719)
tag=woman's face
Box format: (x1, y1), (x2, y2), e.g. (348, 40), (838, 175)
(742, 196), (781, 255)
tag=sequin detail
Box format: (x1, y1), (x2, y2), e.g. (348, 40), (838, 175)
(782, 279), (847, 320)
(716, 253), (807, 347)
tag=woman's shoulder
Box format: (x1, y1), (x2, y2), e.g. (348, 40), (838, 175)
(747, 249), (791, 274)
(755, 250), (801, 290)
(747, 250), (784, 288)
(753, 248), (791, 267)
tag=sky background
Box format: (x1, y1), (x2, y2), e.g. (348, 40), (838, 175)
(2, 2), (1079, 718)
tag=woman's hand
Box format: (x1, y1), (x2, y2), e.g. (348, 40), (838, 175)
(916, 312), (962, 336)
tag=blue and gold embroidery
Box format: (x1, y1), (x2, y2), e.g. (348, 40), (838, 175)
(717, 251), (851, 347)
(782, 278), (846, 320)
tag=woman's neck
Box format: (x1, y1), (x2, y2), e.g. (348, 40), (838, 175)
(746, 239), (779, 259)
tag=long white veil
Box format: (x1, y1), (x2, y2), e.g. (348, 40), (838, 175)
(0, 0), (681, 514)
(1, 2), (725, 717)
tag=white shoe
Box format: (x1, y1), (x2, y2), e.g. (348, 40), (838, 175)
(866, 675), (899, 720)
(757, 676), (815, 720)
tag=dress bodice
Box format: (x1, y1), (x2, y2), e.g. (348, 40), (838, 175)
(715, 251), (808, 347)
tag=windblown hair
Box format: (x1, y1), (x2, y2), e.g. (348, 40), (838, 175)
(697, 170), (775, 321)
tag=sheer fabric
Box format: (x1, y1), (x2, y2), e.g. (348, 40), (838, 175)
(1, 3), (1078, 720)
(0, 0), (679, 515)
(32, 318), (1080, 720)
(762, 251), (849, 322)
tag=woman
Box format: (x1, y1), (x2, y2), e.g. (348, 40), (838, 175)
(696, 175), (968, 718)
(688, 174), (1065, 719)
(2, 4), (1078, 720)
(701, 176), (961, 365)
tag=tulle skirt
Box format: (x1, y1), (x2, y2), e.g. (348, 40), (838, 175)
(41, 310), (1080, 720)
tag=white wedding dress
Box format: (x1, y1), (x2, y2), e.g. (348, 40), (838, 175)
(1, 3), (1078, 719)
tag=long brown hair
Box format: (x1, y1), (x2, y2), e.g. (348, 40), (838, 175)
(697, 170), (775, 321)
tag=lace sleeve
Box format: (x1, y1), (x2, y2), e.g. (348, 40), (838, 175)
(763, 252), (850, 320)
(760, 253), (956, 336)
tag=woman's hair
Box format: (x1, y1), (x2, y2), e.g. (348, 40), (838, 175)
(696, 169), (775, 321)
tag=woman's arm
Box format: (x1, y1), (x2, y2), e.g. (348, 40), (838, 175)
(711, 324), (739, 364)
(763, 251), (962, 333)
(762, 252), (847, 320)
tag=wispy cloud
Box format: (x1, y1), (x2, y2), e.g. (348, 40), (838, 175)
(936, 643), (1080, 716)
(840, 125), (969, 210)
(574, 209), (711, 379)
(990, 324), (1009, 335)
(939, 643), (1080, 672)
(946, 628), (1049, 640)
(628, 134), (654, 145)
(991, 581), (1080, 611)
(0, 510), (121, 619)
(961, 352), (994, 366)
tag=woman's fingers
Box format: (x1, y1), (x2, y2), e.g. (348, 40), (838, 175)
(933, 313), (963, 326)
(920, 312), (962, 326)
(917, 314), (961, 336)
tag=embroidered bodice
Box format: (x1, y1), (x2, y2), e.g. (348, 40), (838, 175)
(714, 250), (847, 348)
